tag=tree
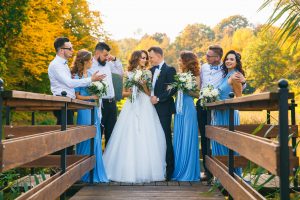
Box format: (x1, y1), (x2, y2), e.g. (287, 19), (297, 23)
(231, 28), (255, 53)
(214, 15), (249, 40)
(243, 28), (288, 91)
(259, 0), (300, 50)
(174, 23), (215, 58)
(0, 0), (29, 79)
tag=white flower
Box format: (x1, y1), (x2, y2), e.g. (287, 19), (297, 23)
(134, 70), (143, 81)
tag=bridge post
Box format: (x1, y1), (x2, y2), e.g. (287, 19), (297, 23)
(290, 99), (298, 188)
(60, 91), (67, 200)
(0, 78), (3, 142)
(278, 79), (290, 200)
(266, 110), (271, 124)
(89, 107), (95, 184)
(228, 92), (235, 200)
(206, 109), (213, 182)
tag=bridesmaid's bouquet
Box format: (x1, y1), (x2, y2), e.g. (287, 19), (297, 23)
(199, 84), (220, 108)
(88, 80), (108, 106)
(168, 72), (198, 114)
(124, 69), (152, 102)
(168, 71), (198, 92)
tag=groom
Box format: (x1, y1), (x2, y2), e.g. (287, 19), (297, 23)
(149, 46), (176, 181)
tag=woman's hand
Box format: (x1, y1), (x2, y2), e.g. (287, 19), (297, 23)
(90, 95), (99, 100)
(139, 79), (147, 87)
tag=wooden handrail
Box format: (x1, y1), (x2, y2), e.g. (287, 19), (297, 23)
(204, 92), (294, 111)
(2, 90), (96, 111)
(0, 126), (95, 172)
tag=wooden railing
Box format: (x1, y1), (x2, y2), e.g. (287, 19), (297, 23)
(203, 79), (298, 200)
(0, 79), (97, 200)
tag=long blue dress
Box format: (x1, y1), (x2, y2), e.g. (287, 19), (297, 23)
(75, 75), (108, 183)
(211, 69), (241, 176)
(172, 93), (201, 181)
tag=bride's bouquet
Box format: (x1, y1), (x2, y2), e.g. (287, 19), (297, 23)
(199, 84), (220, 108)
(124, 69), (152, 102)
(87, 80), (108, 107)
(168, 72), (198, 114)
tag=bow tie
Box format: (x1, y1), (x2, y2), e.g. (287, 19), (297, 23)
(210, 66), (218, 70)
(153, 65), (160, 70)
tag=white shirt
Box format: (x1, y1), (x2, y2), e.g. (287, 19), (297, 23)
(88, 58), (123, 99)
(48, 55), (91, 99)
(151, 60), (165, 96)
(200, 62), (223, 89)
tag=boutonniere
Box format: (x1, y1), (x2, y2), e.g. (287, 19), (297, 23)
(156, 69), (161, 79)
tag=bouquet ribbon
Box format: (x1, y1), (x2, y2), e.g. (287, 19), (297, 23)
(176, 90), (183, 114)
(97, 98), (103, 122)
(131, 85), (138, 103)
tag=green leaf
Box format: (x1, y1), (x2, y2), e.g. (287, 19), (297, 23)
(33, 174), (40, 185)
(251, 122), (265, 135)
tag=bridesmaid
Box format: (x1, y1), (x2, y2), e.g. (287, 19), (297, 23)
(172, 51), (201, 181)
(211, 50), (245, 176)
(71, 49), (108, 183)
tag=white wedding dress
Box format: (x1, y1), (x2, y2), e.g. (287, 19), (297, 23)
(103, 85), (167, 183)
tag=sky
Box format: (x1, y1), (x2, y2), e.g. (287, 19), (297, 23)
(89, 0), (274, 41)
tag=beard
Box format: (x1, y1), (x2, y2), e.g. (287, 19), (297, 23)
(97, 57), (106, 66)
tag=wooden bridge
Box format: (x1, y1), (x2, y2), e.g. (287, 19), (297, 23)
(0, 79), (299, 200)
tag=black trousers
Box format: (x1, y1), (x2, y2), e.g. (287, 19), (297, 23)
(196, 100), (208, 172)
(157, 114), (174, 179)
(101, 99), (117, 146)
(53, 110), (74, 155)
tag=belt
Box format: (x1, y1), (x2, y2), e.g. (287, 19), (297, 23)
(102, 98), (115, 103)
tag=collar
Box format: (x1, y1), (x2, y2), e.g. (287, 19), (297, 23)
(158, 60), (165, 70)
(55, 55), (68, 65)
(208, 62), (222, 67)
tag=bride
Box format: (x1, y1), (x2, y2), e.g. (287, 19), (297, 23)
(103, 50), (166, 183)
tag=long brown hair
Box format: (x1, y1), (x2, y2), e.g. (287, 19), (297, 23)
(128, 50), (149, 71)
(180, 51), (200, 76)
(71, 49), (92, 78)
(221, 50), (245, 78)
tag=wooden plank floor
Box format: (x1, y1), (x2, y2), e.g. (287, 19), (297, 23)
(70, 181), (224, 200)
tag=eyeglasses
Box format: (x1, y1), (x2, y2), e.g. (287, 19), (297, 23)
(61, 47), (73, 51)
(206, 54), (218, 58)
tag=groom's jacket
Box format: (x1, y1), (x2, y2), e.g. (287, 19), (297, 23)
(150, 63), (177, 116)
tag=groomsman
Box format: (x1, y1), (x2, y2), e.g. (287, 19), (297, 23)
(48, 37), (105, 125)
(48, 37), (105, 154)
(197, 45), (246, 177)
(88, 42), (123, 147)
(149, 46), (176, 181)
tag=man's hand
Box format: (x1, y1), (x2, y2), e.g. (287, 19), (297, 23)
(151, 96), (159, 104)
(232, 72), (245, 84)
(91, 71), (106, 82)
(106, 54), (116, 62)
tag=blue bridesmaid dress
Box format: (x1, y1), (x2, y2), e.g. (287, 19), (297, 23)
(172, 93), (201, 181)
(75, 74), (108, 183)
(211, 69), (242, 176)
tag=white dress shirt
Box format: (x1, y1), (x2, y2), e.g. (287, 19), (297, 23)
(48, 55), (92, 99)
(200, 62), (223, 89)
(151, 60), (165, 96)
(88, 58), (123, 99)
(200, 62), (246, 90)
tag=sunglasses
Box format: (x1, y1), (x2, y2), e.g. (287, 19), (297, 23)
(61, 47), (73, 51)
